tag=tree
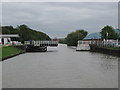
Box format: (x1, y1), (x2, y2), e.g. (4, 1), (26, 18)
(16, 24), (51, 43)
(100, 25), (119, 40)
(2, 26), (18, 34)
(65, 30), (88, 46)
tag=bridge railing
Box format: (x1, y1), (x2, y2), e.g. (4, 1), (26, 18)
(24, 40), (58, 47)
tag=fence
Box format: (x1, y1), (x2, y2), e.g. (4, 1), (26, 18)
(78, 40), (120, 48)
(90, 40), (120, 48)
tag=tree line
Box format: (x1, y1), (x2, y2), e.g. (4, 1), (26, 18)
(2, 24), (51, 43)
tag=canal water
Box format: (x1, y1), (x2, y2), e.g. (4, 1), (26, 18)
(2, 44), (118, 88)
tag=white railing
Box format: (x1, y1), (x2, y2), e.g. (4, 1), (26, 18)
(78, 40), (120, 48)
(24, 40), (58, 46)
(91, 40), (120, 48)
(78, 40), (92, 44)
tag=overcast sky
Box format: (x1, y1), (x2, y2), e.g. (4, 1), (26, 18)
(2, 2), (118, 38)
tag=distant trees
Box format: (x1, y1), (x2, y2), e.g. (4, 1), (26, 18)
(2, 24), (51, 43)
(100, 25), (119, 40)
(65, 30), (88, 46)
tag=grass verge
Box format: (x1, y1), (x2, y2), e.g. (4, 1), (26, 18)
(0, 46), (25, 60)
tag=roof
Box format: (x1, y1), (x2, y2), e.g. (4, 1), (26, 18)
(0, 34), (19, 38)
(83, 32), (101, 40)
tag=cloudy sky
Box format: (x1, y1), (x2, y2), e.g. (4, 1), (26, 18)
(2, 2), (118, 38)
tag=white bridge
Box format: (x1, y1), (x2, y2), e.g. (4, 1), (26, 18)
(24, 40), (58, 52)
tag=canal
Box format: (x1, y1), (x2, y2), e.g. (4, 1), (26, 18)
(2, 44), (119, 88)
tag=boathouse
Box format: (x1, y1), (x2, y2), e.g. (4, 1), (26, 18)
(76, 29), (120, 51)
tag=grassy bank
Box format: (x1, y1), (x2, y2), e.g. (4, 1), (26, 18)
(0, 46), (25, 60)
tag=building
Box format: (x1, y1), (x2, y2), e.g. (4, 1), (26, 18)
(0, 34), (19, 45)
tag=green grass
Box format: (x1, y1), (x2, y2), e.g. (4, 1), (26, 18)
(0, 46), (23, 60)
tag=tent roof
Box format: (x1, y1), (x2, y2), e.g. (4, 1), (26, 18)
(83, 32), (101, 40)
